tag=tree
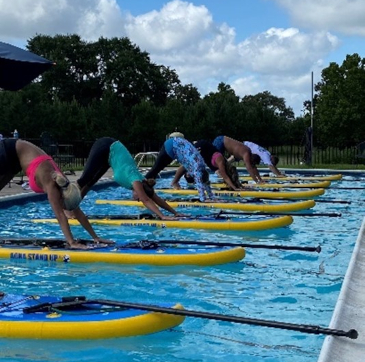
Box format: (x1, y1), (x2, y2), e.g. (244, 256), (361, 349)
(314, 53), (365, 147)
(27, 35), (171, 109)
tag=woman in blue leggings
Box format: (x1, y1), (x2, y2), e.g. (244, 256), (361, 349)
(146, 137), (214, 202)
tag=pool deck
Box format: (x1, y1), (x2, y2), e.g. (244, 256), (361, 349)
(1, 169), (365, 360)
(318, 217), (365, 361)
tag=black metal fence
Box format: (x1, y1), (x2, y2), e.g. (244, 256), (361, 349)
(25, 138), (359, 168)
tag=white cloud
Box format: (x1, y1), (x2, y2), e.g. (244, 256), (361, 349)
(237, 27), (339, 75)
(275, 0), (365, 36)
(0, 0), (124, 41)
(0, 0), (345, 116)
(125, 0), (214, 51)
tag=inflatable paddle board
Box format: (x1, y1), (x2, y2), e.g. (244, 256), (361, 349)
(96, 199), (316, 213)
(33, 214), (293, 231)
(0, 293), (184, 339)
(156, 188), (325, 199)
(211, 180), (331, 189)
(0, 238), (245, 266)
(238, 174), (342, 181)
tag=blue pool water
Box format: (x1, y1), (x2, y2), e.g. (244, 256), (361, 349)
(0, 173), (364, 362)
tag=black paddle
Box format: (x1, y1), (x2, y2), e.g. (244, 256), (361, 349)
(250, 197), (352, 204)
(215, 210), (342, 217)
(138, 239), (321, 253)
(0, 238), (320, 253)
(23, 298), (358, 339)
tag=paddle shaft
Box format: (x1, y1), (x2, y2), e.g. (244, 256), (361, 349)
(94, 299), (357, 339)
(25, 298), (357, 339)
(149, 239), (321, 253)
(252, 197), (351, 204)
(216, 211), (341, 217)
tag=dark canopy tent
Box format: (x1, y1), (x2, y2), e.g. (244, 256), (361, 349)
(0, 41), (53, 91)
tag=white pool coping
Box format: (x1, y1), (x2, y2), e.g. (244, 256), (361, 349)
(318, 216), (365, 361)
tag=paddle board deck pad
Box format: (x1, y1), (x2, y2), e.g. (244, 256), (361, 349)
(0, 238), (245, 266)
(238, 174), (342, 181)
(0, 293), (184, 339)
(96, 199), (316, 213)
(33, 214), (293, 231)
(211, 180), (331, 189)
(155, 188), (325, 199)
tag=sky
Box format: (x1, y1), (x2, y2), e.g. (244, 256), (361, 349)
(1, 0), (365, 116)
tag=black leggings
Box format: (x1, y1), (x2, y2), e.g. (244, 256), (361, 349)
(145, 144), (173, 179)
(77, 137), (116, 195)
(0, 139), (21, 190)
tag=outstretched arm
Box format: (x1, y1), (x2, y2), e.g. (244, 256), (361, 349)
(242, 153), (263, 183)
(69, 208), (115, 244)
(132, 181), (176, 220)
(152, 194), (184, 216)
(268, 164), (285, 177)
(46, 184), (87, 249)
(215, 156), (241, 190)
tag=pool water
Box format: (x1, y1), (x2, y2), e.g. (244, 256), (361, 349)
(0, 174), (364, 362)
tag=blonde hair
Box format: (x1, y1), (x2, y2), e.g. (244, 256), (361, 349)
(53, 172), (82, 211)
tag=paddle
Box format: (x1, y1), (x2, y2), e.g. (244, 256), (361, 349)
(167, 196), (352, 205)
(23, 298), (358, 339)
(0, 237), (320, 253)
(215, 210), (342, 217)
(328, 186), (365, 190)
(138, 239), (321, 253)
(0, 238), (67, 248)
(0, 295), (39, 312)
(250, 197), (352, 204)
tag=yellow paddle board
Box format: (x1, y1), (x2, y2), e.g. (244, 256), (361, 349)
(156, 188), (325, 199)
(238, 174), (342, 181)
(33, 215), (293, 231)
(96, 199), (316, 213)
(212, 180), (331, 189)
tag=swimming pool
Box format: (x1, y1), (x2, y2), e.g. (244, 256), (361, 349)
(0, 172), (364, 362)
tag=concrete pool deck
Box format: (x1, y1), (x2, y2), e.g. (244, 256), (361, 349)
(0, 169), (364, 360)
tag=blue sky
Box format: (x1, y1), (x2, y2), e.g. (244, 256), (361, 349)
(1, 0), (364, 116)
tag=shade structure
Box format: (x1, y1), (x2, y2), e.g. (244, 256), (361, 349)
(0, 41), (53, 91)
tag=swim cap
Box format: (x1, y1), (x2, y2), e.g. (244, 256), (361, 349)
(169, 132), (184, 138)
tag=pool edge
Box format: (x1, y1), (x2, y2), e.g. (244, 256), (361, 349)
(318, 216), (365, 362)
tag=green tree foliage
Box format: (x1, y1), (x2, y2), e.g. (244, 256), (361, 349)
(240, 91), (294, 145)
(1, 33), (361, 156)
(27, 35), (170, 109)
(314, 53), (365, 147)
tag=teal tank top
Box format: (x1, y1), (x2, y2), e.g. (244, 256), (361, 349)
(109, 141), (144, 189)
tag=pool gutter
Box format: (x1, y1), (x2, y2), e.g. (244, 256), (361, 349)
(318, 216), (365, 362)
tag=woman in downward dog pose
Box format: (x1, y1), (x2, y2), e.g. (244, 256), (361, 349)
(171, 139), (242, 191)
(0, 138), (104, 249)
(77, 137), (182, 220)
(145, 136), (214, 202)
